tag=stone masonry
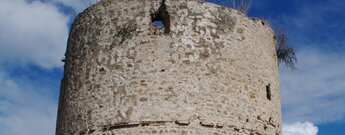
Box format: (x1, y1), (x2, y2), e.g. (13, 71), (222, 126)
(56, 0), (281, 134)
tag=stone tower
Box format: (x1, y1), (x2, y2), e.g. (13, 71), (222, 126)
(56, 0), (281, 134)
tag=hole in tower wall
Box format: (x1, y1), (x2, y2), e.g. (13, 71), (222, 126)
(150, 0), (171, 34)
(261, 21), (266, 26)
(266, 84), (272, 101)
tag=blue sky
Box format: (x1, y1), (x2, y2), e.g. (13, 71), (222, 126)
(0, 0), (344, 135)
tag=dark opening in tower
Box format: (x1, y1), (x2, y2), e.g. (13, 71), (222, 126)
(266, 84), (272, 101)
(151, 0), (170, 34)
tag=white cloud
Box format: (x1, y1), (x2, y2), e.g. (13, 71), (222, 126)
(47, 0), (101, 13)
(0, 0), (69, 69)
(54, 0), (90, 13)
(0, 70), (58, 135)
(280, 48), (345, 123)
(269, 0), (345, 125)
(283, 122), (318, 135)
(48, 0), (93, 13)
(0, 0), (104, 69)
(0, 0), (100, 135)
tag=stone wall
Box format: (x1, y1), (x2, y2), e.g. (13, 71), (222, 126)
(56, 0), (281, 134)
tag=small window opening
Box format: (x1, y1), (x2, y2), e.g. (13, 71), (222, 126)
(261, 21), (266, 26)
(266, 84), (271, 100)
(150, 0), (170, 34)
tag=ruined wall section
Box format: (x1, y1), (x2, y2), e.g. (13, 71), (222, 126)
(56, 0), (281, 134)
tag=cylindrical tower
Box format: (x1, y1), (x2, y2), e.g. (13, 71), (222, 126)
(56, 0), (281, 134)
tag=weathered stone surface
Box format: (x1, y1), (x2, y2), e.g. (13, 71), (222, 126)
(56, 0), (281, 134)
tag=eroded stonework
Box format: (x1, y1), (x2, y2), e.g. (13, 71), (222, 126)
(56, 0), (281, 134)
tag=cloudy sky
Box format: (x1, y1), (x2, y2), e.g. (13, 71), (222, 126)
(0, 0), (344, 135)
